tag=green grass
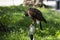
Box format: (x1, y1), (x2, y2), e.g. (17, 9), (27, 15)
(0, 6), (60, 40)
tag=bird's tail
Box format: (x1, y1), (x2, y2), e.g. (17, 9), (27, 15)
(43, 18), (47, 23)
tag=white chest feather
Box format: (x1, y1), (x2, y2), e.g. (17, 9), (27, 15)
(28, 11), (31, 17)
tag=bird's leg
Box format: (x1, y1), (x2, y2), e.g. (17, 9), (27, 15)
(31, 18), (36, 26)
(40, 21), (43, 30)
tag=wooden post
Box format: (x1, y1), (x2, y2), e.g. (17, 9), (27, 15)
(29, 24), (35, 40)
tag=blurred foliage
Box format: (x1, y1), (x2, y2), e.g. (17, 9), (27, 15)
(0, 6), (60, 40)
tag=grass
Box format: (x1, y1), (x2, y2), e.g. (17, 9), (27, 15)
(0, 6), (60, 40)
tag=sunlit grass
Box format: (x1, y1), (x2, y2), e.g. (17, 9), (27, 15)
(0, 6), (60, 40)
